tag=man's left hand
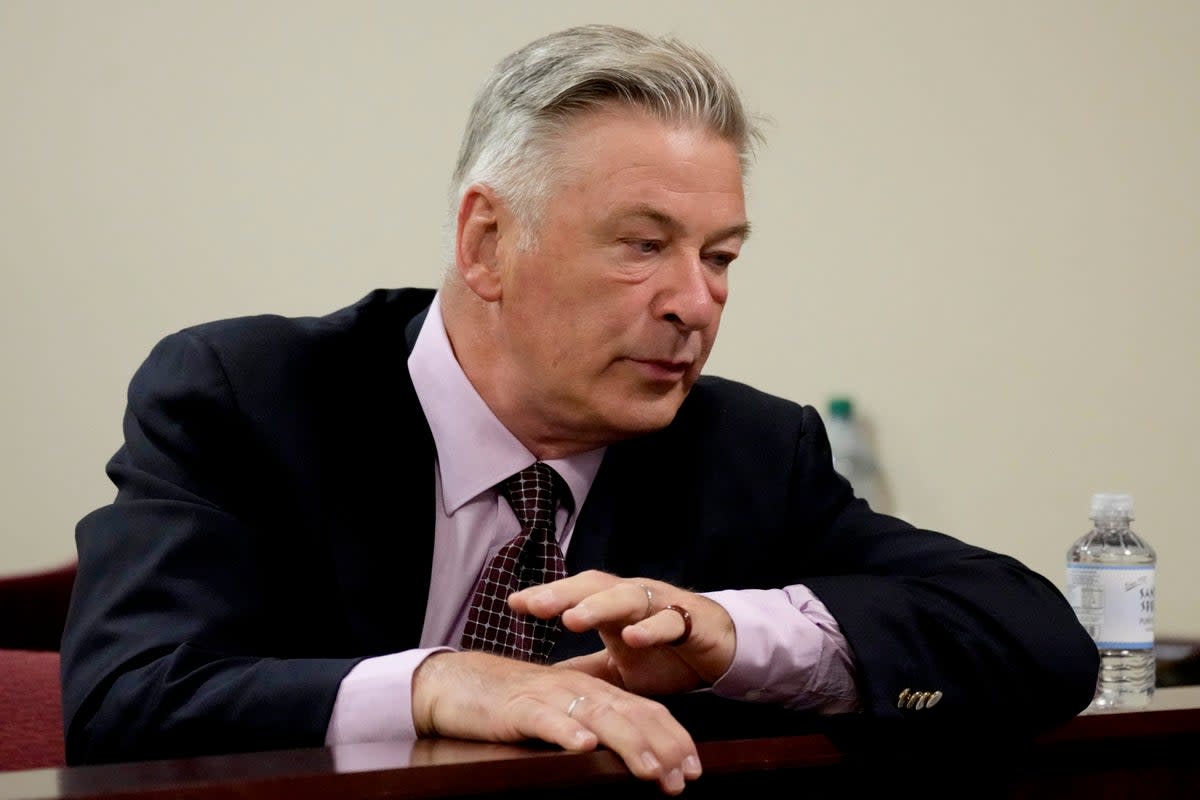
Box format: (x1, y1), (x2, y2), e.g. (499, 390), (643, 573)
(509, 571), (736, 696)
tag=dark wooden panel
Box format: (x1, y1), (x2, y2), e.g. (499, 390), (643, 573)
(2, 687), (1197, 800)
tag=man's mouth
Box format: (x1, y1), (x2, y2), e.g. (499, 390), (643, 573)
(628, 358), (692, 381)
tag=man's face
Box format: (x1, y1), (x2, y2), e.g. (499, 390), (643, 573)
(492, 106), (748, 450)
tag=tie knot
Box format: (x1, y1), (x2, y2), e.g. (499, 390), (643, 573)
(501, 462), (567, 532)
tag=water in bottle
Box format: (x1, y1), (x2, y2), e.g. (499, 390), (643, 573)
(825, 396), (884, 511)
(1065, 492), (1156, 710)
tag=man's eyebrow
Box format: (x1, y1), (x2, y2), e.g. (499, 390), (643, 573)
(613, 204), (752, 243)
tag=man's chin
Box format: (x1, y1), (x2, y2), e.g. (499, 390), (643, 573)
(602, 391), (688, 437)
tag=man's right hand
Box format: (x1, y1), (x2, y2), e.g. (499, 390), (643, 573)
(411, 650), (701, 795)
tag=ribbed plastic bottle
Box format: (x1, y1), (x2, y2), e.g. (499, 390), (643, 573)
(825, 396), (884, 511)
(1066, 492), (1156, 710)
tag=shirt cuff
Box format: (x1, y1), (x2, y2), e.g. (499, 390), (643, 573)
(702, 586), (860, 714)
(324, 647), (451, 745)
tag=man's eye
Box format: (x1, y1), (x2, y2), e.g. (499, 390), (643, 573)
(628, 239), (662, 255)
(706, 252), (736, 269)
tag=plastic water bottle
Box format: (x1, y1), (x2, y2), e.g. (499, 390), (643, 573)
(1066, 493), (1156, 710)
(825, 396), (884, 511)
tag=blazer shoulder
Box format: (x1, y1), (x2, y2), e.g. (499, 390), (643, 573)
(125, 288), (435, 421)
(145, 288), (431, 385)
(178, 288), (435, 356)
(683, 374), (821, 438)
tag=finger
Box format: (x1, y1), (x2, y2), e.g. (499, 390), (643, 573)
(622, 607), (691, 649)
(559, 581), (655, 633)
(509, 569), (623, 618)
(512, 692), (653, 773)
(509, 696), (599, 754)
(569, 693), (700, 794)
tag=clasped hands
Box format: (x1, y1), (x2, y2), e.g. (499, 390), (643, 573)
(411, 570), (736, 795)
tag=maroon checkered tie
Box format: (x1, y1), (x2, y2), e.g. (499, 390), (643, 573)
(460, 462), (570, 662)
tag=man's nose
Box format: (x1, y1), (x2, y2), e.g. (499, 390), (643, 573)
(654, 252), (726, 332)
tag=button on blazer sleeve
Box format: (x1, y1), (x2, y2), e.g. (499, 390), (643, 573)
(573, 379), (1099, 738)
(786, 406), (1100, 733)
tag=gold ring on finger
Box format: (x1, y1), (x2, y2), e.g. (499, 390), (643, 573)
(637, 583), (654, 619)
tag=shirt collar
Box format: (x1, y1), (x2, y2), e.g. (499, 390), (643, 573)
(408, 291), (605, 515)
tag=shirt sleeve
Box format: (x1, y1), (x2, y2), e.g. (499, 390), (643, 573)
(702, 586), (860, 714)
(324, 648), (451, 745)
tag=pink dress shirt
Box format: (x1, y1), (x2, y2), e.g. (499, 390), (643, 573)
(325, 294), (858, 745)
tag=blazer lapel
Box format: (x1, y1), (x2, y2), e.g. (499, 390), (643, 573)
(326, 293), (438, 655)
(549, 437), (689, 662)
(568, 436), (691, 583)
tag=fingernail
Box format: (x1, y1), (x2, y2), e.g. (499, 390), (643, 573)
(574, 729), (593, 747)
(641, 751), (661, 773)
(572, 604), (594, 624)
(683, 755), (702, 778)
(667, 769), (685, 793)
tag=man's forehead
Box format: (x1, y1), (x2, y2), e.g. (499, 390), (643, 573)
(607, 203), (751, 242)
(545, 106), (748, 227)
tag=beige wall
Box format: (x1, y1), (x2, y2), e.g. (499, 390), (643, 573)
(2, 1), (1196, 634)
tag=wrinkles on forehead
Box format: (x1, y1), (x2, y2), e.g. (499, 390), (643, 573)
(604, 204), (751, 245)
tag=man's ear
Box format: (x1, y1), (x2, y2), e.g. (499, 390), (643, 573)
(455, 185), (504, 302)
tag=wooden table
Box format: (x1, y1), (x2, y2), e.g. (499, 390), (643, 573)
(3, 686), (1198, 799)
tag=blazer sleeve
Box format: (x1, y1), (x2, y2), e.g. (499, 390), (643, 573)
(787, 406), (1099, 734)
(61, 330), (363, 765)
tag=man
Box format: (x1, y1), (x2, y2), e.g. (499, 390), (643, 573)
(62, 24), (1099, 796)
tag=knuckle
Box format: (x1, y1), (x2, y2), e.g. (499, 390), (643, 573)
(606, 698), (633, 718)
(635, 697), (670, 717)
(588, 698), (615, 719)
(526, 704), (555, 728)
(506, 694), (541, 720)
(658, 732), (693, 757)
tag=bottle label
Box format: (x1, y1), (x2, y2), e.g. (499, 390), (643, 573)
(1065, 564), (1155, 649)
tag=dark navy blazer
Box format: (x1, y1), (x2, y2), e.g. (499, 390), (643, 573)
(61, 288), (1099, 765)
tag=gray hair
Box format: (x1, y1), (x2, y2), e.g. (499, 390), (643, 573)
(448, 24), (763, 252)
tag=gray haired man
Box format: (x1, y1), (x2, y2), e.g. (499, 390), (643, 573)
(63, 24), (1099, 796)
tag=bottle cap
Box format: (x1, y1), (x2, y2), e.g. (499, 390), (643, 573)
(829, 396), (853, 419)
(1090, 492), (1134, 520)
